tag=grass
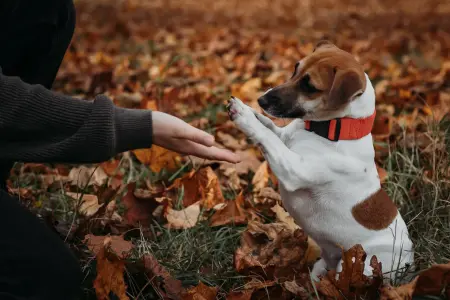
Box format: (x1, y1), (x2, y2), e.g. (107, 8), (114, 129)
(135, 222), (247, 296)
(385, 116), (450, 275)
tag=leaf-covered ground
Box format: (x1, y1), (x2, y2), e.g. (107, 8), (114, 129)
(8, 0), (450, 299)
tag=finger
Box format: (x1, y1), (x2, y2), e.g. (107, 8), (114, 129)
(166, 139), (241, 163)
(184, 144), (241, 164)
(171, 118), (215, 147)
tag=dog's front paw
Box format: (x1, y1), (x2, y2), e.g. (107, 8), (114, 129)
(226, 96), (253, 120)
(226, 96), (260, 137)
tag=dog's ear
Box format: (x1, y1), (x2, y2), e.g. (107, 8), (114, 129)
(313, 40), (335, 52)
(327, 69), (365, 110)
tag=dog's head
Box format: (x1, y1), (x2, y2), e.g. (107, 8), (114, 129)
(258, 40), (367, 120)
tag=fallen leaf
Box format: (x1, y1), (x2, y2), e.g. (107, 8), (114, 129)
(182, 281), (218, 300)
(210, 192), (247, 227)
(93, 246), (129, 300)
(84, 234), (134, 259)
(283, 279), (310, 298)
(121, 182), (162, 227)
(165, 202), (201, 229)
(253, 187), (281, 207)
(271, 204), (321, 263)
(380, 279), (417, 300)
(216, 131), (247, 150)
(234, 221), (309, 280)
(316, 245), (384, 300)
(252, 161), (271, 193)
(414, 263), (450, 297)
(167, 167), (225, 209)
(99, 159), (121, 177)
(226, 290), (254, 300)
(68, 166), (108, 188)
(143, 254), (183, 299)
(220, 149), (262, 175)
(133, 145), (181, 173)
(377, 165), (388, 183)
(66, 192), (103, 217)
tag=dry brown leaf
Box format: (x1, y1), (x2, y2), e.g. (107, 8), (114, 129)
(220, 149), (262, 175)
(68, 166), (108, 188)
(165, 202), (201, 229)
(121, 183), (163, 227)
(167, 167), (225, 209)
(93, 247), (129, 300)
(182, 281), (218, 300)
(66, 192), (103, 217)
(210, 192), (248, 227)
(380, 279), (417, 300)
(414, 263), (450, 297)
(84, 234), (134, 259)
(283, 279), (310, 298)
(143, 254), (183, 299)
(221, 167), (242, 191)
(133, 145), (181, 173)
(271, 204), (321, 263)
(377, 165), (389, 183)
(234, 221), (309, 280)
(216, 131), (247, 150)
(316, 245), (384, 300)
(226, 290), (254, 300)
(252, 161), (270, 193)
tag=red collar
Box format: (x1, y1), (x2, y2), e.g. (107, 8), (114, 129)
(303, 111), (376, 141)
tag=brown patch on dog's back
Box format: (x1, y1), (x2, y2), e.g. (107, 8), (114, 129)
(352, 189), (398, 230)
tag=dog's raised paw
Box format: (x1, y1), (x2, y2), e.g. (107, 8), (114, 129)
(227, 96), (245, 121)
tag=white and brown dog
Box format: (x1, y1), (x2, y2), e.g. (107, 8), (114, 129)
(227, 40), (414, 281)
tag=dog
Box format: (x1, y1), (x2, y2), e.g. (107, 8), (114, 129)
(227, 40), (414, 282)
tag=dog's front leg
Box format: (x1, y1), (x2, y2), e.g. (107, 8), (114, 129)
(228, 97), (333, 191)
(227, 97), (366, 191)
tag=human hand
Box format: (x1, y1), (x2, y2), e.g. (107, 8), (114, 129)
(152, 111), (241, 163)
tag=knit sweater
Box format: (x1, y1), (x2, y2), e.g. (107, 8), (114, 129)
(0, 67), (153, 164)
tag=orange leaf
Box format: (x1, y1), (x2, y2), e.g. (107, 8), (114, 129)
(93, 247), (129, 300)
(182, 281), (218, 300)
(167, 167), (225, 209)
(99, 159), (121, 177)
(377, 165), (388, 183)
(133, 145), (181, 173)
(209, 192), (247, 227)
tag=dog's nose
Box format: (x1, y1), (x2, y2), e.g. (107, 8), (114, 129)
(257, 96), (269, 107)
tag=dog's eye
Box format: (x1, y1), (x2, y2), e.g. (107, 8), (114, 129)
(291, 62), (300, 79)
(299, 74), (321, 93)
